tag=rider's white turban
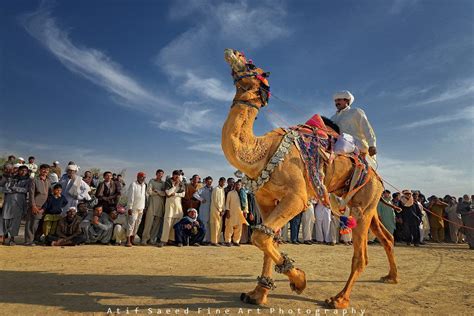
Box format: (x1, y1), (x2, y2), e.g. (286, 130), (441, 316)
(333, 90), (355, 106)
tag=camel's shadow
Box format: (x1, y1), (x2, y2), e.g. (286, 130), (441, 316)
(0, 271), (319, 313)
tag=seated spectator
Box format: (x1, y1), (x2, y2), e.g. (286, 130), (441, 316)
(42, 183), (68, 237)
(47, 207), (86, 246)
(110, 208), (128, 246)
(84, 205), (113, 244)
(173, 208), (205, 247)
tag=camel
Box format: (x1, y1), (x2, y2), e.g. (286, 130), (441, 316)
(222, 49), (398, 308)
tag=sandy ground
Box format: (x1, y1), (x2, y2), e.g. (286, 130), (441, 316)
(0, 240), (473, 316)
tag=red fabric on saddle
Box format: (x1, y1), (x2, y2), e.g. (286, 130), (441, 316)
(305, 114), (328, 138)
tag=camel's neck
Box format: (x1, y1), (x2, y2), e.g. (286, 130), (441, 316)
(222, 102), (270, 178)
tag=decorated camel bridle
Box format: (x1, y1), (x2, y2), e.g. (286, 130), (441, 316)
(231, 60), (271, 112)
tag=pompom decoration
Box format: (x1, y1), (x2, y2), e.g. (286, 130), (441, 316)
(340, 215), (357, 234)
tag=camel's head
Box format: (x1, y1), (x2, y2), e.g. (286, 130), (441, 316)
(224, 48), (271, 106)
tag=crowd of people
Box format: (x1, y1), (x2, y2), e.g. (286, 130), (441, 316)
(1, 154), (472, 249)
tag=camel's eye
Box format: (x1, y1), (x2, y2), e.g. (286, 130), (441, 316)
(247, 63), (256, 70)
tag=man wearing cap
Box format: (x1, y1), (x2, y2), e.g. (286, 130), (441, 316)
(173, 208), (205, 247)
(125, 172), (147, 247)
(17, 157), (25, 165)
(331, 90), (377, 157)
(48, 207), (86, 246)
(58, 164), (91, 215)
(158, 170), (186, 247)
(193, 176), (214, 244)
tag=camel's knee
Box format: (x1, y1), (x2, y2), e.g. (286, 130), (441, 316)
(251, 231), (273, 249)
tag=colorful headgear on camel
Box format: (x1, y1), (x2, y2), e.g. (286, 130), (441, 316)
(333, 90), (354, 106)
(305, 114), (329, 138)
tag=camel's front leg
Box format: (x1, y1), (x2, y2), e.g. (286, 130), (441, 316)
(252, 194), (308, 295)
(240, 247), (275, 305)
(326, 208), (371, 309)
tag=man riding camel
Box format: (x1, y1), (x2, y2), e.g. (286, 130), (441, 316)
(330, 90), (377, 157)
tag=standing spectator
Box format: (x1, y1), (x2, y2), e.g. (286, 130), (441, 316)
(24, 164), (51, 246)
(193, 176), (214, 244)
(239, 186), (252, 244)
(84, 205), (113, 244)
(42, 184), (68, 237)
(158, 170), (186, 247)
(25, 156), (38, 179)
(182, 174), (201, 212)
(414, 192), (429, 244)
(91, 172), (100, 188)
(224, 180), (249, 246)
(289, 212), (303, 244)
(445, 195), (462, 243)
(301, 201), (316, 245)
(141, 169), (166, 245)
(314, 201), (333, 245)
(117, 174), (126, 189)
(51, 161), (61, 178)
(95, 171), (121, 214)
(428, 196), (448, 242)
(0, 163), (15, 244)
(173, 208), (205, 247)
(392, 192), (404, 242)
(376, 190), (401, 236)
(125, 172), (147, 247)
(82, 171), (93, 188)
(210, 177), (226, 246)
(400, 190), (422, 246)
(457, 195), (473, 249)
(4, 155), (16, 168)
(47, 207), (86, 246)
(58, 164), (91, 215)
(224, 177), (235, 198)
(2, 165), (30, 245)
(17, 157), (25, 165)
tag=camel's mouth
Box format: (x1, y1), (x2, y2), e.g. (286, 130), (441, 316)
(224, 48), (247, 72)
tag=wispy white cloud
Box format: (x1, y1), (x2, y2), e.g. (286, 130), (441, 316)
(20, 6), (176, 112)
(389, 0), (419, 15)
(151, 102), (219, 134)
(183, 71), (234, 102)
(398, 106), (474, 129)
(415, 80), (474, 106)
(377, 155), (473, 197)
(188, 142), (223, 156)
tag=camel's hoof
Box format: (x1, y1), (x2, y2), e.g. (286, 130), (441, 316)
(289, 268), (306, 294)
(240, 293), (258, 305)
(325, 296), (350, 309)
(380, 275), (399, 284)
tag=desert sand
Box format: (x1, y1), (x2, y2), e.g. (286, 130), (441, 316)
(0, 241), (472, 315)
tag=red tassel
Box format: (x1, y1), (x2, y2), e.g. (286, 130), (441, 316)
(347, 216), (357, 229)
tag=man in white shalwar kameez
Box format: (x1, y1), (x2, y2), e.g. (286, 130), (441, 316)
(209, 177), (226, 246)
(125, 172), (147, 247)
(314, 202), (333, 244)
(158, 170), (186, 247)
(301, 201), (316, 244)
(224, 181), (249, 246)
(58, 164), (91, 215)
(330, 90), (377, 157)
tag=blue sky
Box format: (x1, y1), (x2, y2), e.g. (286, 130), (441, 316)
(1, 0), (473, 196)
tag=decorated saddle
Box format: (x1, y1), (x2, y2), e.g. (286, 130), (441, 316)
(289, 114), (372, 211)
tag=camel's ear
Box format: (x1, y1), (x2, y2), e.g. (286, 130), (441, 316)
(262, 72), (270, 78)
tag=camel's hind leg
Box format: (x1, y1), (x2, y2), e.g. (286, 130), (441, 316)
(326, 207), (371, 309)
(370, 215), (399, 283)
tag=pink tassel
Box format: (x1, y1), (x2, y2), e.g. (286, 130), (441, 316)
(347, 216), (357, 229)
